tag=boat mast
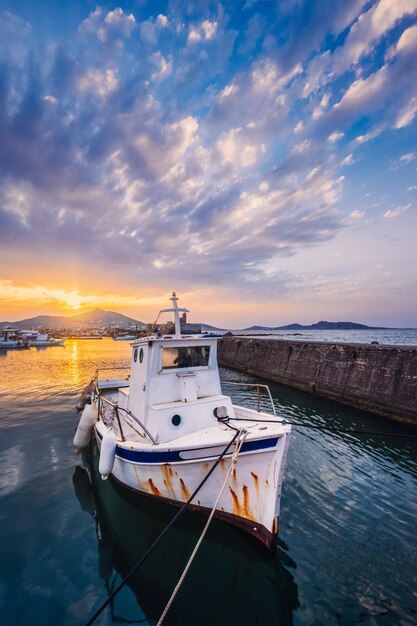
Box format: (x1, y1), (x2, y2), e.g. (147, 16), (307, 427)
(160, 292), (189, 337)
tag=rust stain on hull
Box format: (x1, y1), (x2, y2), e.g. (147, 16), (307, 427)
(242, 485), (253, 520)
(250, 471), (259, 496)
(162, 464), (176, 499)
(229, 486), (240, 516)
(147, 478), (162, 497)
(110, 473), (279, 552)
(229, 485), (254, 521)
(179, 478), (191, 501)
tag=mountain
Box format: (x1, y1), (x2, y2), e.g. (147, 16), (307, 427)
(199, 323), (222, 330)
(244, 325), (274, 331)
(243, 320), (390, 331)
(276, 321), (388, 330)
(0, 309), (146, 330)
(0, 312), (397, 333)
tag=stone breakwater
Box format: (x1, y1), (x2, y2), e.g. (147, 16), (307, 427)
(218, 337), (417, 423)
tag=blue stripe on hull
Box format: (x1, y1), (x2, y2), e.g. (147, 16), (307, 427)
(95, 429), (278, 463)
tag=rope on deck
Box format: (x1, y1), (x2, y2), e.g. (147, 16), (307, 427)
(156, 429), (248, 626)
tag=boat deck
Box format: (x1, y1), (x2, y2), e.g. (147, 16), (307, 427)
(99, 386), (286, 449)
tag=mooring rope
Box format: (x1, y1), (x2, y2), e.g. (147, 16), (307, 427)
(156, 429), (248, 626)
(226, 415), (417, 438)
(86, 430), (240, 625)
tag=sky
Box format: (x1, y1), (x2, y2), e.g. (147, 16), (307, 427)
(0, 0), (416, 327)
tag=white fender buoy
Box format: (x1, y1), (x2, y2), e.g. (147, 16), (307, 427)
(73, 401), (97, 453)
(99, 429), (117, 480)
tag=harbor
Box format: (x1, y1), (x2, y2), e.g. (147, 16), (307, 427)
(1, 336), (416, 624)
(1, 1), (417, 624)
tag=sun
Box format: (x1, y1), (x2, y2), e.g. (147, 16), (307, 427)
(63, 291), (84, 311)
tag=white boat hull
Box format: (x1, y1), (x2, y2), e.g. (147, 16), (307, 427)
(29, 339), (65, 346)
(95, 422), (291, 549)
(0, 340), (28, 349)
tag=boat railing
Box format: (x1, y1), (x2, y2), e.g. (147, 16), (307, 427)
(221, 381), (277, 416)
(94, 382), (157, 445)
(95, 366), (130, 380)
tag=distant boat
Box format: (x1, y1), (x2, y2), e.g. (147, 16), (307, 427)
(74, 293), (291, 550)
(113, 334), (138, 341)
(28, 333), (65, 347)
(0, 328), (29, 350)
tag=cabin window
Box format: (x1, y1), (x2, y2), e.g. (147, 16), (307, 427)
(162, 346), (210, 369)
(133, 348), (138, 362)
(139, 348), (144, 363)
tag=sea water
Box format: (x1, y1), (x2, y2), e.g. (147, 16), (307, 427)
(227, 328), (417, 346)
(0, 338), (416, 625)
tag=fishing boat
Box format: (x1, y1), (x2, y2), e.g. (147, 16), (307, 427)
(113, 334), (138, 341)
(74, 293), (291, 550)
(28, 333), (65, 347)
(0, 328), (29, 349)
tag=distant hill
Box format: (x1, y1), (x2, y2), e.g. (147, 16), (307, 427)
(0, 309), (146, 330)
(244, 325), (275, 331)
(200, 323), (222, 331)
(244, 321), (390, 331)
(0, 312), (400, 333)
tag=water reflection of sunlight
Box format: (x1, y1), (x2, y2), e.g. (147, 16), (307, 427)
(0, 445), (23, 497)
(70, 341), (82, 389)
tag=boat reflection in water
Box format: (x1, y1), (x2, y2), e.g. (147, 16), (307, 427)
(73, 443), (299, 625)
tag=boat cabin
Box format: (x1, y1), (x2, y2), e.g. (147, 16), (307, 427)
(116, 294), (235, 444)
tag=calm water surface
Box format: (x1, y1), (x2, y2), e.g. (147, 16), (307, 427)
(0, 338), (416, 625)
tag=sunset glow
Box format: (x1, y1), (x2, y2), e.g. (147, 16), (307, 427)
(1, 1), (416, 327)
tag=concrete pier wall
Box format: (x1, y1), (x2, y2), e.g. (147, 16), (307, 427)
(218, 337), (417, 423)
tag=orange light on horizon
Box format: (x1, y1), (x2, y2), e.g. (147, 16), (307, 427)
(0, 279), (175, 321)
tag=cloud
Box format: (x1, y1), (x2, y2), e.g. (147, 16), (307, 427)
(156, 14), (169, 28)
(150, 52), (173, 82)
(0, 278), (167, 315)
(302, 0), (417, 96)
(328, 131), (344, 143)
(187, 20), (218, 44)
(1, 2), (416, 318)
(306, 22), (417, 142)
(333, 0), (417, 72)
(209, 57), (301, 134)
(77, 68), (118, 98)
(174, 17), (237, 90)
(383, 202), (412, 218)
(341, 154), (354, 166)
(79, 7), (136, 44)
(352, 127), (383, 145)
(0, 10), (31, 62)
(395, 96), (417, 128)
(270, 0), (369, 74)
(399, 152), (416, 162)
(215, 128), (266, 168)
